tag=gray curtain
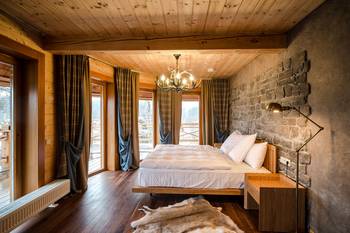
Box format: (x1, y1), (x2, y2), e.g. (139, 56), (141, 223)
(55, 55), (91, 192)
(115, 67), (140, 171)
(157, 88), (182, 144)
(200, 79), (230, 144)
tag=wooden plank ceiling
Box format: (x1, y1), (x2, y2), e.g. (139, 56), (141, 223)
(0, 0), (325, 81)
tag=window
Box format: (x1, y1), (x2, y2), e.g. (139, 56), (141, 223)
(0, 59), (13, 208)
(138, 91), (154, 160)
(180, 95), (200, 145)
(89, 82), (105, 174)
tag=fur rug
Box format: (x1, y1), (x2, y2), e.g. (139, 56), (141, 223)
(131, 197), (244, 233)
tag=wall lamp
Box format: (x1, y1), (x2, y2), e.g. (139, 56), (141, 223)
(266, 102), (324, 232)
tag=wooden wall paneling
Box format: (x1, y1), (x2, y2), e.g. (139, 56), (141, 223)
(106, 83), (119, 171)
(145, 0), (167, 35)
(215, 0), (243, 34)
(0, 0), (325, 40)
(162, 0), (179, 35)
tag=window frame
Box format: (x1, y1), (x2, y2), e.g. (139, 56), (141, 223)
(89, 79), (107, 176)
(138, 89), (157, 159)
(180, 94), (201, 145)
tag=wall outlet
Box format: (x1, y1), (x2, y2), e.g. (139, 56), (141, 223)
(279, 157), (291, 166)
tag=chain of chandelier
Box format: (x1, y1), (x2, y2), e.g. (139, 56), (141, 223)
(155, 54), (200, 92)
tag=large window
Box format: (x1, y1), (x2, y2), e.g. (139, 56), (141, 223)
(138, 91), (154, 160)
(180, 95), (200, 145)
(0, 59), (13, 208)
(89, 82), (105, 174)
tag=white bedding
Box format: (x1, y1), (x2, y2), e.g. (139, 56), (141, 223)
(137, 144), (270, 189)
(140, 144), (232, 170)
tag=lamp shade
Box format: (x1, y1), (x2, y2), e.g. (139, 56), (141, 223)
(266, 102), (283, 112)
(265, 102), (292, 112)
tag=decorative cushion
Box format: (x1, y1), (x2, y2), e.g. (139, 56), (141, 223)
(244, 142), (268, 169)
(220, 130), (242, 154)
(228, 134), (257, 163)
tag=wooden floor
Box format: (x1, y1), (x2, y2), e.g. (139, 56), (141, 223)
(13, 171), (262, 233)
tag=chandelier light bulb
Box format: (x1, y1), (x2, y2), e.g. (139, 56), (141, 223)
(189, 75), (194, 81)
(160, 74), (166, 81)
(166, 79), (170, 85)
(182, 79), (188, 85)
(176, 72), (181, 79)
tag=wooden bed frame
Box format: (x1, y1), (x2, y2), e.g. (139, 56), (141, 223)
(132, 143), (277, 196)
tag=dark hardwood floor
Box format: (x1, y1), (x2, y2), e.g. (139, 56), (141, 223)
(13, 171), (262, 233)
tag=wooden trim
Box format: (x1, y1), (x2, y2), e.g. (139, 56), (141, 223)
(45, 34), (287, 51)
(90, 70), (113, 83)
(90, 80), (107, 173)
(264, 144), (277, 173)
(139, 82), (155, 91)
(0, 34), (45, 193)
(132, 186), (243, 196)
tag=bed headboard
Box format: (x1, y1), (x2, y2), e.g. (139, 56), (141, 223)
(264, 144), (277, 173)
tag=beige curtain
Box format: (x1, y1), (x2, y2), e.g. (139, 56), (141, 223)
(115, 67), (140, 171)
(200, 80), (215, 145)
(157, 89), (182, 144)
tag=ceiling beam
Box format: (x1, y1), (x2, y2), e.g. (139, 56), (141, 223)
(44, 34), (287, 51)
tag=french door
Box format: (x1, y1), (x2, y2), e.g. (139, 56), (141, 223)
(0, 54), (14, 208)
(89, 81), (106, 174)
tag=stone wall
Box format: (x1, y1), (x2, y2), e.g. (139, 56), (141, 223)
(230, 51), (312, 186)
(229, 1), (350, 232)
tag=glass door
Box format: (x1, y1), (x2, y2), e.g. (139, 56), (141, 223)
(179, 95), (200, 145)
(0, 56), (14, 208)
(138, 91), (154, 160)
(89, 82), (105, 174)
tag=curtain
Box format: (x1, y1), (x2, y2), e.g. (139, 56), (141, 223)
(213, 79), (230, 142)
(115, 67), (140, 171)
(200, 79), (230, 145)
(55, 55), (91, 192)
(157, 88), (182, 144)
(200, 80), (215, 145)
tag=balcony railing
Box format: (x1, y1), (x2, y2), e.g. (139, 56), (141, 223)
(179, 122), (199, 145)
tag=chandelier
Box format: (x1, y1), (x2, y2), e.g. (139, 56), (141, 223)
(156, 54), (200, 92)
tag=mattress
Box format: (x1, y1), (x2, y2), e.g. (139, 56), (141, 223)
(137, 156), (270, 189)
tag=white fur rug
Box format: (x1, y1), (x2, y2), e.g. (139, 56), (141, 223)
(131, 197), (244, 233)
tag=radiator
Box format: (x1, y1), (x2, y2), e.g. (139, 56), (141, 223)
(0, 179), (70, 233)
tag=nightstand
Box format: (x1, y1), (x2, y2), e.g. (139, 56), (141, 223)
(244, 173), (306, 232)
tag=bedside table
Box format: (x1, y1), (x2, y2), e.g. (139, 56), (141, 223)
(244, 173), (306, 232)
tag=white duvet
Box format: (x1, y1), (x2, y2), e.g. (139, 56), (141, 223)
(139, 144), (233, 170)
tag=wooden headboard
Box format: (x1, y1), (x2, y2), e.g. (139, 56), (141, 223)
(264, 144), (277, 173)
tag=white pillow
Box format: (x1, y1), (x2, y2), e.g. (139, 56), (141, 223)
(228, 134), (257, 163)
(220, 130), (242, 154)
(244, 142), (268, 169)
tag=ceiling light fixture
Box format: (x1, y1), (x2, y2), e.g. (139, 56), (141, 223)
(156, 54), (200, 92)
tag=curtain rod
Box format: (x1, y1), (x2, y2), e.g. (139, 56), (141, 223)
(88, 55), (140, 73)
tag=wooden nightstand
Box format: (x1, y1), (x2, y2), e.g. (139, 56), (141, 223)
(244, 173), (306, 232)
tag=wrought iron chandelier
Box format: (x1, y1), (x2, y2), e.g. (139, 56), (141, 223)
(156, 54), (200, 92)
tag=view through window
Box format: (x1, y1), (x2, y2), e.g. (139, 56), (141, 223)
(180, 97), (199, 145)
(89, 83), (104, 174)
(0, 60), (13, 208)
(138, 92), (153, 160)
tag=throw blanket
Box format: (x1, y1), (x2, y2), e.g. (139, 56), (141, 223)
(140, 145), (233, 170)
(131, 197), (244, 233)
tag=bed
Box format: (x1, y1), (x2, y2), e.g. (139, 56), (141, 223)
(132, 143), (277, 195)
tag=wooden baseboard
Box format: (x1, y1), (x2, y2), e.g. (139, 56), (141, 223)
(132, 186), (243, 195)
